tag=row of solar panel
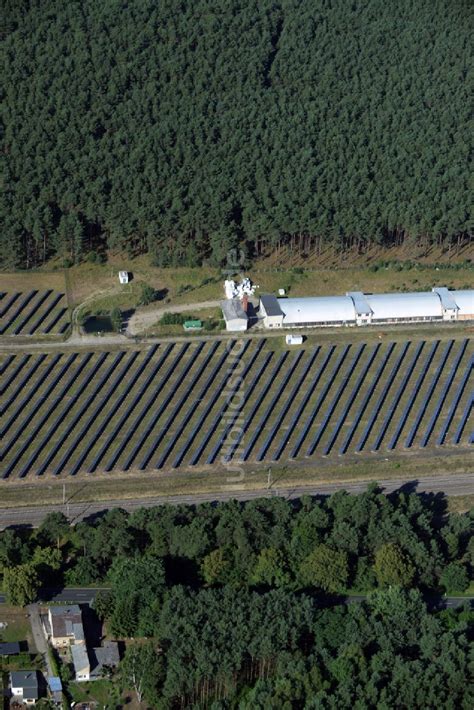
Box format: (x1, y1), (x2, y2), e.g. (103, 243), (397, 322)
(0, 290), (69, 335)
(0, 338), (472, 478)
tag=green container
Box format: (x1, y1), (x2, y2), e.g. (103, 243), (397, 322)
(183, 319), (202, 330)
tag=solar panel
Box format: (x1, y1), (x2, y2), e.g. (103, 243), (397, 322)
(272, 345), (333, 461)
(122, 343), (204, 471)
(12, 290), (53, 335)
(0, 354), (15, 378)
(13, 354), (94, 479)
(254, 351), (306, 462)
(1, 354), (48, 424)
(254, 348), (320, 462)
(290, 344), (350, 459)
(419, 339), (468, 448)
(307, 343), (366, 456)
(213, 350), (281, 465)
(452, 395), (473, 445)
(1, 354), (61, 453)
(187, 340), (261, 466)
(218, 351), (275, 464)
(65, 351), (141, 476)
(156, 342), (234, 469)
(42, 307), (68, 333)
(0, 291), (37, 334)
(338, 342), (394, 455)
(235, 351), (294, 463)
(370, 341), (424, 452)
(1, 354), (77, 477)
(0, 354), (31, 396)
(404, 340), (454, 448)
(33, 353), (110, 476)
(51, 352), (127, 475)
(27, 293), (64, 334)
(141, 342), (218, 470)
(0, 292), (20, 318)
(323, 343), (379, 456)
(436, 354), (473, 445)
(355, 341), (410, 452)
(172, 340), (254, 468)
(97, 345), (176, 472)
(387, 340), (439, 450)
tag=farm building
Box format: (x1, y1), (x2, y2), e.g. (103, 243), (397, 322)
(221, 299), (248, 331)
(260, 289), (474, 329)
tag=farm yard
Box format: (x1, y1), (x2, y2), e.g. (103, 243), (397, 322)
(0, 334), (472, 480)
(0, 289), (70, 336)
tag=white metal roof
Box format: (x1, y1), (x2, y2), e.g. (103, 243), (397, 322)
(279, 297), (356, 324)
(366, 292), (442, 320)
(452, 290), (474, 315)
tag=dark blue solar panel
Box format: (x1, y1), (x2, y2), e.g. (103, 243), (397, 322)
(387, 340), (439, 450)
(307, 343), (366, 456)
(338, 343), (394, 455)
(436, 354), (473, 445)
(66, 352), (141, 476)
(11, 354), (93, 479)
(419, 339), (468, 448)
(256, 348), (320, 462)
(1, 354), (77, 478)
(452, 395), (473, 444)
(1, 354), (48, 425)
(214, 350), (284, 465)
(254, 351), (306, 462)
(141, 342), (219, 470)
(323, 343), (379, 456)
(12, 290), (52, 334)
(50, 352), (127, 475)
(33, 353), (109, 477)
(272, 346), (334, 461)
(88, 344), (169, 472)
(26, 293), (64, 334)
(1, 354), (61, 451)
(0, 292), (20, 318)
(356, 341), (410, 452)
(371, 341), (424, 452)
(404, 340), (454, 448)
(0, 354), (31, 396)
(122, 343), (204, 471)
(156, 342), (234, 470)
(290, 345), (350, 459)
(187, 340), (261, 466)
(0, 291), (37, 334)
(0, 354), (15, 377)
(172, 340), (254, 469)
(42, 307), (68, 333)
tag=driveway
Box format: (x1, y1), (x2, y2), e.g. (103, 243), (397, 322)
(28, 603), (55, 677)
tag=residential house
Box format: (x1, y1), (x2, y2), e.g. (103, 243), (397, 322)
(10, 670), (40, 705)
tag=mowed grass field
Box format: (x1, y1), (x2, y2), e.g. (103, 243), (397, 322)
(0, 331), (472, 481)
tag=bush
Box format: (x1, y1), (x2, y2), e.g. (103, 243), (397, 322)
(110, 306), (122, 332)
(139, 283), (157, 305)
(160, 312), (189, 325)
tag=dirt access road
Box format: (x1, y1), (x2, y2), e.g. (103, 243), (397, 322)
(126, 299), (221, 335)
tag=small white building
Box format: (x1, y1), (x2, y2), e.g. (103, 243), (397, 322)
(118, 270), (129, 284)
(286, 334), (303, 345)
(71, 644), (90, 682)
(10, 671), (40, 705)
(221, 299), (248, 332)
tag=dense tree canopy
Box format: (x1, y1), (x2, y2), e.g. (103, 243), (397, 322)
(2, 0), (472, 268)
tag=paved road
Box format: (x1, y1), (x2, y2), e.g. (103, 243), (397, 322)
(1, 589), (470, 610)
(0, 474), (472, 529)
(0, 588), (107, 605)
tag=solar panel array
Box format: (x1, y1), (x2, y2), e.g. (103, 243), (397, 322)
(0, 336), (472, 478)
(0, 290), (70, 336)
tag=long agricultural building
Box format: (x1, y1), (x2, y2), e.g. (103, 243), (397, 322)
(260, 288), (474, 329)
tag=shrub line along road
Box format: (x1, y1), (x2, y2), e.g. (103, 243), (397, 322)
(0, 474), (472, 529)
